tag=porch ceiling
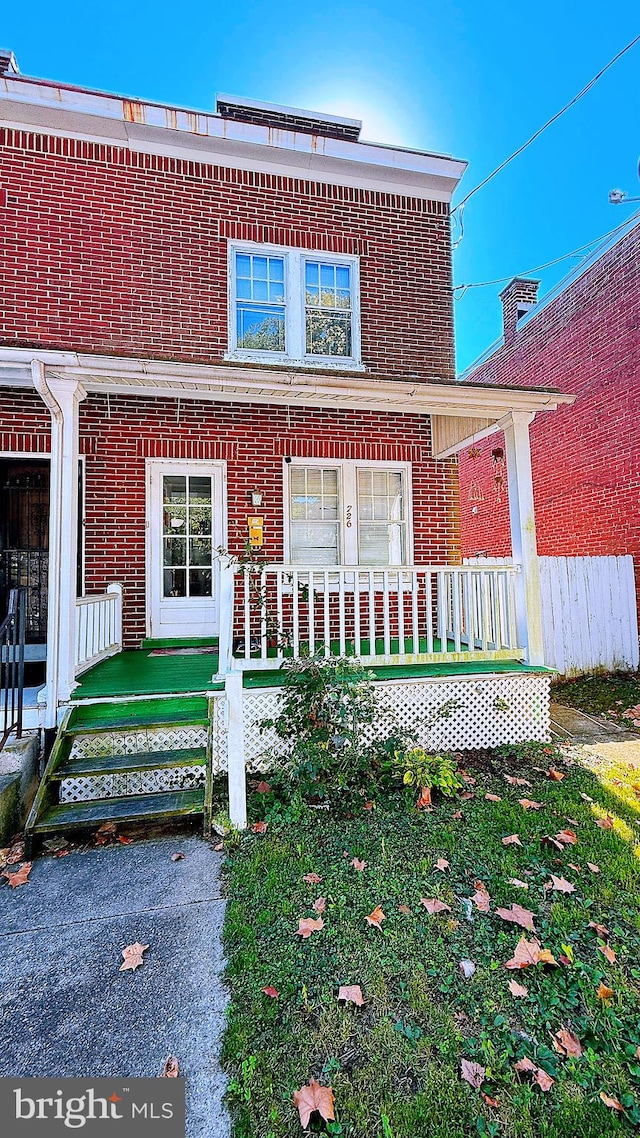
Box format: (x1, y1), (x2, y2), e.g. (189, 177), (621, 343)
(0, 348), (574, 456)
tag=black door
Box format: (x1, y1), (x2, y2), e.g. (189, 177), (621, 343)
(0, 459), (49, 642)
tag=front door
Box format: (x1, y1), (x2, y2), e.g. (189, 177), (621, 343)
(147, 462), (225, 640)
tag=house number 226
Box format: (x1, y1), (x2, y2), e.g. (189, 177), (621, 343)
(346, 505), (353, 528)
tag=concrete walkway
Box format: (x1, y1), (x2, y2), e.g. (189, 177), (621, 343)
(0, 833), (229, 1138)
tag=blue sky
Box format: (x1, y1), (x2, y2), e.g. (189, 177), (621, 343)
(3, 2), (639, 371)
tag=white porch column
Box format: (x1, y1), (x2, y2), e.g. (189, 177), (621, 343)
(502, 411), (545, 666)
(32, 363), (87, 723)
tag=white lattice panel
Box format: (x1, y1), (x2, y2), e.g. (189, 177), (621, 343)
(59, 765), (206, 803)
(242, 691), (287, 772)
(69, 725), (208, 761)
(210, 695), (228, 773)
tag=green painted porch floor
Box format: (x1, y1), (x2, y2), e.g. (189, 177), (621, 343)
(242, 659), (551, 688)
(72, 651), (223, 700)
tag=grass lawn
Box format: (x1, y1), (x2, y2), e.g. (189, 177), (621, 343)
(222, 742), (640, 1137)
(553, 673), (640, 730)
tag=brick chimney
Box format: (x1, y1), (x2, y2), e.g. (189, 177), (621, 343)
(498, 277), (539, 342)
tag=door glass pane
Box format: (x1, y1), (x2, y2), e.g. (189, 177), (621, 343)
(163, 537), (186, 566)
(190, 538), (212, 566)
(163, 476), (186, 504)
(163, 506), (186, 535)
(164, 568), (186, 597)
(189, 507), (212, 536)
(189, 568), (212, 596)
(162, 473), (215, 598)
(189, 476), (211, 503)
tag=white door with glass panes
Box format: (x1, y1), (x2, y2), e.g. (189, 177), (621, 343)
(147, 462), (225, 639)
(286, 461), (411, 566)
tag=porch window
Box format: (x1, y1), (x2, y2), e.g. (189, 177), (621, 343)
(162, 475), (214, 598)
(286, 461), (411, 565)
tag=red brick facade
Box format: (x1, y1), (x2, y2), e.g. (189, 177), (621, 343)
(457, 223), (640, 606)
(0, 128), (454, 381)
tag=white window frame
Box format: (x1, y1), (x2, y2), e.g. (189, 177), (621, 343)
(225, 241), (363, 370)
(283, 457), (413, 566)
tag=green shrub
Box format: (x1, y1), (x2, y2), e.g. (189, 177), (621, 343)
(393, 745), (463, 799)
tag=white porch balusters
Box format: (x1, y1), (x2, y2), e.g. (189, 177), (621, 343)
(502, 411), (545, 666)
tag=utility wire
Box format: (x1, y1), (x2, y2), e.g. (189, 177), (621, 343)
(451, 32), (640, 216)
(453, 209), (640, 298)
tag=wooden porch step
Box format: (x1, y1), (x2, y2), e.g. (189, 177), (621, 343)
(51, 747), (207, 779)
(67, 696), (209, 734)
(30, 789), (205, 834)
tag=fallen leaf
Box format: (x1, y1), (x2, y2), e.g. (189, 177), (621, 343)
(514, 1057), (537, 1073)
(171, 852), (185, 862)
(95, 822), (118, 845)
(534, 1068), (554, 1092)
(518, 798), (543, 810)
(296, 917), (324, 939)
(160, 1056), (179, 1078)
(435, 857), (450, 871)
(460, 791), (475, 801)
(262, 986), (279, 998)
(312, 897), (326, 913)
(597, 982), (614, 1001)
(508, 878), (529, 890)
(546, 875), (575, 894)
(460, 1058), (485, 1089)
(251, 821), (268, 834)
(508, 979), (528, 997)
(416, 786), (433, 810)
(5, 838), (26, 864)
(338, 984), (364, 1006)
(302, 872), (323, 884)
(363, 801), (374, 811)
(599, 1091), (624, 1112)
(505, 937), (557, 969)
(555, 828), (577, 846)
(554, 1026), (582, 1058)
(481, 1092), (499, 1107)
(502, 834), (522, 847)
(255, 781), (271, 794)
(293, 1079), (335, 1128)
(118, 836), (132, 845)
(587, 862), (600, 874)
(580, 792), (594, 802)
(504, 775), (532, 787)
(595, 816), (614, 830)
(496, 904), (536, 932)
(43, 837), (68, 854)
(459, 959), (476, 979)
(568, 864), (581, 874)
(213, 842), (224, 852)
(119, 942), (149, 971)
(541, 835), (564, 851)
(421, 898), (451, 915)
(547, 768), (565, 781)
(485, 793), (502, 802)
(398, 904), (412, 915)
(350, 858), (366, 872)
(588, 920), (610, 939)
(598, 943), (616, 964)
(471, 882), (491, 912)
(365, 906), (386, 929)
(2, 862), (32, 888)
(452, 810), (463, 820)
(460, 770), (477, 785)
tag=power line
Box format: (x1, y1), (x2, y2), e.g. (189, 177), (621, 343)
(453, 210), (640, 298)
(451, 32), (640, 217)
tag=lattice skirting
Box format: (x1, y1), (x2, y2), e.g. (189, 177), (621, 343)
(236, 673), (551, 770)
(59, 765), (206, 803)
(68, 725), (208, 761)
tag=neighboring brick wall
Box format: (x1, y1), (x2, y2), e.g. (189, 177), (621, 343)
(78, 394), (459, 646)
(0, 389), (51, 451)
(0, 128), (454, 380)
(457, 223), (640, 609)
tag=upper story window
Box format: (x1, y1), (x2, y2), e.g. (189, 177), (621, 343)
(227, 243), (362, 369)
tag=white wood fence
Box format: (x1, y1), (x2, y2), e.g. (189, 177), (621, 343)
(75, 583), (123, 675)
(466, 556), (639, 675)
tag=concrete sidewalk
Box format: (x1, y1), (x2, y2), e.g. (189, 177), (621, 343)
(0, 833), (229, 1138)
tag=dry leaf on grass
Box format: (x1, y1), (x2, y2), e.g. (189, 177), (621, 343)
(553, 1027), (582, 1058)
(504, 775), (532, 787)
(508, 878), (529, 890)
(363, 801), (374, 811)
(482, 1092), (499, 1107)
(119, 942), (149, 971)
(313, 897), (326, 913)
(599, 1091), (624, 1111)
(460, 791), (475, 801)
(504, 937), (557, 970)
(555, 828), (577, 845)
(2, 862), (32, 888)
(588, 920), (610, 938)
(338, 984), (364, 1006)
(398, 904), (412, 915)
(295, 917), (324, 939)
(421, 898), (451, 915)
(293, 1079), (335, 1128)
(547, 768), (565, 781)
(459, 959), (476, 979)
(546, 875), (575, 894)
(350, 858), (366, 872)
(302, 872), (323, 884)
(452, 810), (463, 820)
(508, 979), (528, 997)
(587, 862), (600, 874)
(597, 982), (614, 1001)
(435, 857), (450, 871)
(598, 943), (617, 964)
(502, 834), (522, 847)
(514, 1057), (537, 1073)
(255, 781), (271, 794)
(262, 986), (279, 998)
(595, 816), (614, 830)
(161, 1056), (179, 1078)
(518, 798), (543, 810)
(534, 1069), (554, 1092)
(471, 882), (491, 912)
(365, 906), (386, 929)
(496, 904), (536, 932)
(485, 793), (502, 802)
(460, 1058), (485, 1089)
(251, 821), (268, 834)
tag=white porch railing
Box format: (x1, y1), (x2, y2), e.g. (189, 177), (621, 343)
(218, 564), (523, 671)
(74, 583), (123, 676)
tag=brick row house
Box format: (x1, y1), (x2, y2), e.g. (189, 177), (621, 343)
(457, 221), (640, 658)
(0, 54), (571, 842)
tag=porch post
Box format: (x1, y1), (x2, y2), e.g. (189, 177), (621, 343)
(502, 411), (545, 666)
(226, 671), (247, 829)
(32, 363), (87, 723)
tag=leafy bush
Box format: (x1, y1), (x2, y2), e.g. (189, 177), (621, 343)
(393, 745), (463, 799)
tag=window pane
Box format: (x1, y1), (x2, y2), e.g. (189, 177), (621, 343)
(253, 278), (268, 302)
(163, 506), (186, 535)
(252, 256), (268, 280)
(320, 263), (335, 289)
(237, 304), (285, 351)
(163, 476), (186, 504)
(358, 524), (405, 565)
(306, 311), (352, 357)
(189, 477), (211, 503)
(189, 568), (213, 596)
(236, 277), (251, 300)
(164, 568), (186, 597)
(236, 254), (252, 278)
(163, 537), (186, 566)
(305, 262), (319, 288)
(269, 258), (284, 282)
(189, 507), (212, 536)
(190, 537), (212, 566)
(291, 522), (339, 565)
(336, 265), (350, 290)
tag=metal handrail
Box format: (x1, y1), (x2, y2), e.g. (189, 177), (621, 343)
(0, 587), (26, 750)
